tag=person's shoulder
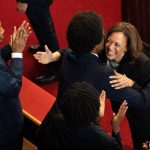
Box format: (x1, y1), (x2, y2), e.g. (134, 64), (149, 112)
(96, 62), (114, 75)
(136, 52), (150, 68)
(139, 52), (150, 61)
(86, 125), (118, 147)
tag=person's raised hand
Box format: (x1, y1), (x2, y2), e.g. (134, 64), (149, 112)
(10, 20), (31, 53)
(111, 100), (128, 133)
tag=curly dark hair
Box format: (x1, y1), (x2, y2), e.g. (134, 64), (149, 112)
(62, 82), (100, 127)
(67, 11), (103, 54)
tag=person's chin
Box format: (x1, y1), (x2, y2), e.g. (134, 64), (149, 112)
(106, 55), (115, 60)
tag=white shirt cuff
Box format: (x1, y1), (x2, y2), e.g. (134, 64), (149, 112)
(11, 53), (23, 59)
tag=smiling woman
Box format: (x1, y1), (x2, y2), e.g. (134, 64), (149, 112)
(105, 32), (127, 63)
(99, 22), (150, 150)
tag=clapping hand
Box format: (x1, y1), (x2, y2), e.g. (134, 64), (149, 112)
(111, 100), (128, 133)
(10, 20), (31, 53)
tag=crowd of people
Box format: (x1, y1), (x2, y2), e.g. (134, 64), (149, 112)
(34, 10), (150, 150)
(0, 1), (149, 150)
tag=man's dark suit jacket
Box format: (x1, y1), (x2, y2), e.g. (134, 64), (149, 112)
(56, 49), (150, 110)
(37, 114), (122, 150)
(0, 45), (23, 146)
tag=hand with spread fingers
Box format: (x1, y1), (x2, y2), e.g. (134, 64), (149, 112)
(143, 141), (150, 150)
(111, 100), (128, 133)
(99, 90), (106, 117)
(10, 20), (31, 53)
(109, 71), (134, 89)
(33, 45), (61, 64)
(33, 45), (53, 64)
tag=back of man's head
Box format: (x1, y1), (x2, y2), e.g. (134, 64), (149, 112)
(62, 82), (100, 127)
(67, 11), (103, 54)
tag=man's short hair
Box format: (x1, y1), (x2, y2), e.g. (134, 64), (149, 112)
(62, 82), (100, 127)
(67, 11), (103, 54)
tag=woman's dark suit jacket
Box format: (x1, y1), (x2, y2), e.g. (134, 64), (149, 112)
(99, 50), (150, 150)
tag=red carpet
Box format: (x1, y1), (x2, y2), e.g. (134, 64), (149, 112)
(0, 0), (133, 149)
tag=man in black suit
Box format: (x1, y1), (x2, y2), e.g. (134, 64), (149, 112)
(16, 0), (60, 84)
(0, 21), (31, 150)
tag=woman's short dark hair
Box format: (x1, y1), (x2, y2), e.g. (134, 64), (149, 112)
(62, 82), (100, 127)
(67, 11), (103, 54)
(105, 22), (143, 60)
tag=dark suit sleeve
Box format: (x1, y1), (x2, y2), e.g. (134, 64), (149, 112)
(0, 44), (12, 62)
(132, 82), (142, 91)
(57, 49), (66, 56)
(112, 132), (122, 150)
(0, 58), (22, 97)
(97, 129), (122, 150)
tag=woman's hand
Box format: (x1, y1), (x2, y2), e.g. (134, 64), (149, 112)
(33, 45), (61, 64)
(109, 71), (134, 89)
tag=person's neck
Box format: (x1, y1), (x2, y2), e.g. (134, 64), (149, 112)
(113, 53), (125, 64)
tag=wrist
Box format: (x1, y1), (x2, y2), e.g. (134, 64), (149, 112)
(11, 53), (23, 58)
(129, 79), (135, 87)
(112, 129), (120, 134)
(112, 126), (120, 133)
(112, 131), (120, 134)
